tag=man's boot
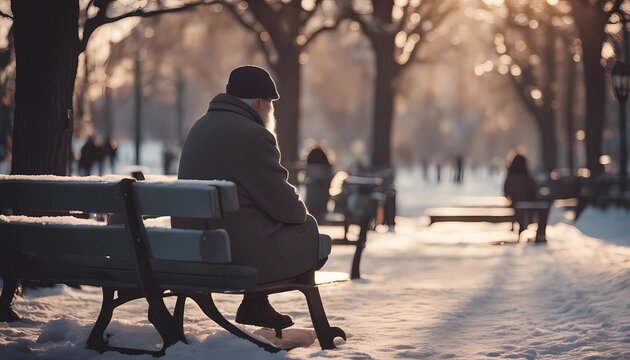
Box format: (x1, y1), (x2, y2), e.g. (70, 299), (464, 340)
(235, 293), (293, 329)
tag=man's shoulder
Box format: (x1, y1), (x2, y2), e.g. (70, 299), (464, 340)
(193, 110), (271, 148)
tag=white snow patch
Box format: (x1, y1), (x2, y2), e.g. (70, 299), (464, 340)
(0, 215), (105, 226)
(0, 174), (129, 182)
(574, 206), (630, 245)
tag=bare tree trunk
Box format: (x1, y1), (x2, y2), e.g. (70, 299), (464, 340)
(367, 1), (397, 169)
(581, 43), (606, 177)
(134, 54), (142, 165)
(175, 69), (184, 148)
(104, 86), (112, 138)
(564, 41), (577, 173)
(11, 0), (79, 175)
(539, 24), (558, 173)
(538, 107), (558, 173)
(272, 44), (301, 165)
(371, 37), (396, 168)
(572, 3), (607, 177)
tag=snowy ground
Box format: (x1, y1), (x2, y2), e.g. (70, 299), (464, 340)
(1, 168), (629, 359)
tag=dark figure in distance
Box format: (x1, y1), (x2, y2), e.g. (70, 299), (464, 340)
(162, 146), (176, 175)
(454, 154), (464, 184)
(304, 145), (333, 222)
(173, 66), (326, 330)
(503, 151), (546, 241)
(436, 161), (442, 183)
(78, 136), (102, 176)
(103, 136), (118, 174)
(421, 157), (429, 181)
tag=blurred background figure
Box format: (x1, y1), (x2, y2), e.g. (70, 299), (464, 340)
(304, 143), (333, 222)
(0, 104), (12, 174)
(421, 157), (429, 181)
(78, 135), (102, 176)
(503, 150), (538, 236)
(435, 160), (442, 183)
(103, 136), (118, 174)
(453, 154), (464, 184)
(162, 145), (177, 175)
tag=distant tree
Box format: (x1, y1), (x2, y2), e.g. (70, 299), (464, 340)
(560, 31), (579, 172)
(344, 0), (457, 168)
(569, 0), (615, 177)
(96, 10), (261, 156)
(486, 1), (562, 173)
(10, 0), (216, 175)
(216, 0), (347, 165)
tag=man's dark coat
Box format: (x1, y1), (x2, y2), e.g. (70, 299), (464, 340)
(172, 93), (319, 284)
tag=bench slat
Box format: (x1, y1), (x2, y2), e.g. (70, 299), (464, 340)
(147, 228), (231, 263)
(0, 223), (232, 264)
(0, 223), (130, 257)
(133, 182), (222, 218)
(171, 180), (239, 213)
(425, 207), (516, 225)
(17, 261), (258, 292)
(0, 179), (124, 213)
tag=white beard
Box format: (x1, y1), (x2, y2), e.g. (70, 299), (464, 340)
(259, 108), (277, 140)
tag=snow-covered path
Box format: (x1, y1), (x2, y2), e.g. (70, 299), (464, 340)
(1, 169), (629, 359)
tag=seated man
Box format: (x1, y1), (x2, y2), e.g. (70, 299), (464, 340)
(304, 144), (333, 222)
(172, 66), (323, 330)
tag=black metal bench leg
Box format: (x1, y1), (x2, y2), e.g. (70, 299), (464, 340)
(189, 294), (282, 353)
(299, 286), (346, 350)
(0, 273), (20, 322)
(147, 300), (187, 351)
(535, 207), (549, 242)
(87, 288), (185, 356)
(350, 218), (369, 279)
(173, 295), (186, 334)
(87, 287), (116, 351)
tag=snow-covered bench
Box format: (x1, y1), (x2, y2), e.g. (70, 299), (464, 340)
(0, 175), (346, 355)
(330, 175), (385, 279)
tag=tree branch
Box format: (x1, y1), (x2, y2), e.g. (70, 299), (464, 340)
(0, 10), (13, 19)
(221, 0), (274, 65)
(399, 1), (457, 71)
(300, 0), (324, 26)
(80, 0), (218, 53)
(0, 24), (14, 71)
(245, 0), (277, 30)
(504, 36), (543, 118)
(510, 70), (543, 122)
(302, 15), (348, 48)
(347, 9), (377, 40)
(396, 4), (412, 33)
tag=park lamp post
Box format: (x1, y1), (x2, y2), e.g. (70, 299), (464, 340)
(611, 60), (630, 196)
(611, 2), (630, 197)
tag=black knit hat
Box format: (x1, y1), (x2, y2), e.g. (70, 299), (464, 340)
(226, 65), (279, 100)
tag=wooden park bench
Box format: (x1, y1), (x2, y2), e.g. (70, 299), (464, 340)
(327, 175), (385, 279)
(426, 206), (516, 226)
(0, 175), (346, 355)
(425, 200), (553, 242)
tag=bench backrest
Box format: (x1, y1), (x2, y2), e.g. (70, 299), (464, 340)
(0, 175), (249, 291)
